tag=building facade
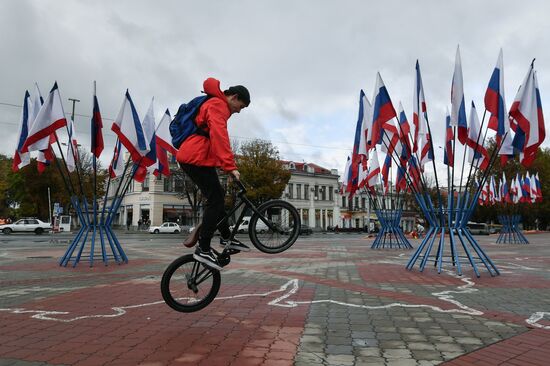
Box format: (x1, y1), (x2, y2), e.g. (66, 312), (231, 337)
(105, 159), (416, 232)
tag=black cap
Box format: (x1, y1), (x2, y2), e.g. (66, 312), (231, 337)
(226, 85), (250, 106)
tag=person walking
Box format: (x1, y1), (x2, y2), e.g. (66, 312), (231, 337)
(177, 77), (250, 270)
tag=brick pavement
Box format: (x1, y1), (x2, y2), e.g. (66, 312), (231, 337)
(0, 232), (549, 365)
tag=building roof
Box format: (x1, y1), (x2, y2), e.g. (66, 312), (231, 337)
(280, 160), (337, 176)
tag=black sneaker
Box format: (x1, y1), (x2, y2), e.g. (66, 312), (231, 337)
(219, 238), (251, 252)
(193, 248), (222, 270)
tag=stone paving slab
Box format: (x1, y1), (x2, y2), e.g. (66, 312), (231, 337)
(0, 232), (549, 365)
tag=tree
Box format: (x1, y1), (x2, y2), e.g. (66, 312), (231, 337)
(0, 150), (107, 222)
(237, 139), (291, 205)
(172, 169), (202, 225)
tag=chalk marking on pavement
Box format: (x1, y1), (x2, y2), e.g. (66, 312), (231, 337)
(1, 275), (548, 330)
(526, 312), (550, 330)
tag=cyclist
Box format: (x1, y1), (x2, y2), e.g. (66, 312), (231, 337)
(177, 77), (251, 270)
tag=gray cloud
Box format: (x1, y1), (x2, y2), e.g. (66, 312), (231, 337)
(1, 0), (549, 178)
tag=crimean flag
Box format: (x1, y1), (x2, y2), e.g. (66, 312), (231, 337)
(366, 150), (381, 193)
(111, 90), (150, 163)
(12, 91), (32, 172)
(153, 109), (175, 177)
(21, 82), (67, 153)
(109, 139), (126, 178)
(134, 98), (157, 183)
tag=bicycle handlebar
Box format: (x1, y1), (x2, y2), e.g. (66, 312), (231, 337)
(233, 179), (246, 193)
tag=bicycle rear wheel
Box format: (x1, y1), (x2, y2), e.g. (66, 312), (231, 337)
(161, 254), (221, 312)
(249, 200), (300, 253)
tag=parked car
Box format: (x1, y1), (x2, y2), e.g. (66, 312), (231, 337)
(0, 218), (51, 235)
(149, 222), (181, 234)
(229, 216), (269, 233)
(299, 224), (313, 235)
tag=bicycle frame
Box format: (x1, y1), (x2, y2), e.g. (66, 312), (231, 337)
(217, 181), (280, 245)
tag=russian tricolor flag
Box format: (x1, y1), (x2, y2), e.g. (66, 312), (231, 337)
(109, 139), (126, 178)
(450, 46), (468, 145)
(413, 61), (428, 153)
(366, 150), (381, 193)
(467, 102), (489, 170)
(443, 108), (454, 167)
(370, 73), (397, 147)
(510, 62), (546, 167)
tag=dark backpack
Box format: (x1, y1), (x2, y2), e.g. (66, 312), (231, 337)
(169, 95), (211, 149)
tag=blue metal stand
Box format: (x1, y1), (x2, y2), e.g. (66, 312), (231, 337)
(496, 215), (529, 244)
(406, 190), (499, 277)
(59, 196), (128, 267)
(371, 209), (413, 249)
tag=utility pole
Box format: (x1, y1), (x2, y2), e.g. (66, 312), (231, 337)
(68, 98), (80, 120)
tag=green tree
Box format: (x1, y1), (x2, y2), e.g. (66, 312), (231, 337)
(237, 139), (291, 205)
(0, 151), (107, 221)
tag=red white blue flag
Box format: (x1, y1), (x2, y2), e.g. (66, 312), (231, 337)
(65, 117), (79, 173)
(450, 46), (468, 145)
(111, 90), (150, 163)
(358, 90), (372, 156)
(91, 92), (104, 158)
(153, 109), (175, 177)
(443, 108), (454, 167)
(133, 98), (157, 183)
(413, 61), (429, 155)
(21, 82), (67, 154)
(467, 102), (489, 170)
(109, 139), (126, 178)
(12, 91), (32, 172)
(484, 49), (514, 164)
(370, 73), (397, 147)
(366, 150), (381, 193)
(510, 62), (546, 167)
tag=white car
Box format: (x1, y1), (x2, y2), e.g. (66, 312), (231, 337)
(0, 218), (51, 235)
(229, 216), (269, 234)
(149, 222), (181, 234)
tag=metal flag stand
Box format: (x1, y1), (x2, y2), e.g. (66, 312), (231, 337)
(496, 214), (529, 244)
(59, 82), (134, 267)
(371, 206), (413, 249)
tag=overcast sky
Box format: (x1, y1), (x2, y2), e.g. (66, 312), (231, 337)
(1, 0), (549, 182)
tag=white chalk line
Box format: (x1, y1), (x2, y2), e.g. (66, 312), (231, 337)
(1, 274), (548, 330)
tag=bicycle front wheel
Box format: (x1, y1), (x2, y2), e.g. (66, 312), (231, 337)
(161, 254), (221, 312)
(249, 200), (301, 254)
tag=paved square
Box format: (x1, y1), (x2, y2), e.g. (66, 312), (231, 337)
(1, 232), (549, 365)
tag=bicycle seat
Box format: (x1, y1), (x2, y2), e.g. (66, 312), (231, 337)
(183, 223), (202, 248)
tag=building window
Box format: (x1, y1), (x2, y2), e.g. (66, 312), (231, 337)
(354, 197), (359, 210)
(304, 184), (309, 200)
(288, 183), (294, 199)
(361, 197), (366, 209)
(164, 176), (173, 192)
(314, 185), (319, 200)
(174, 175), (184, 193)
(296, 184), (302, 199)
(329, 187), (333, 202)
(342, 196), (346, 207)
(142, 174), (150, 192)
(127, 180), (134, 193)
(321, 186), (326, 201)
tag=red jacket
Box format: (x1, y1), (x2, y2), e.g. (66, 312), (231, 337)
(176, 78), (237, 172)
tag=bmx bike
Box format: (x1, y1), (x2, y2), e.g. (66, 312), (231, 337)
(161, 180), (301, 312)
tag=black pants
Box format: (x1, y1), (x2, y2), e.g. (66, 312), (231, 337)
(180, 164), (231, 250)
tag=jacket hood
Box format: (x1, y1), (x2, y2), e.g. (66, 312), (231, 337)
(203, 77), (226, 100)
